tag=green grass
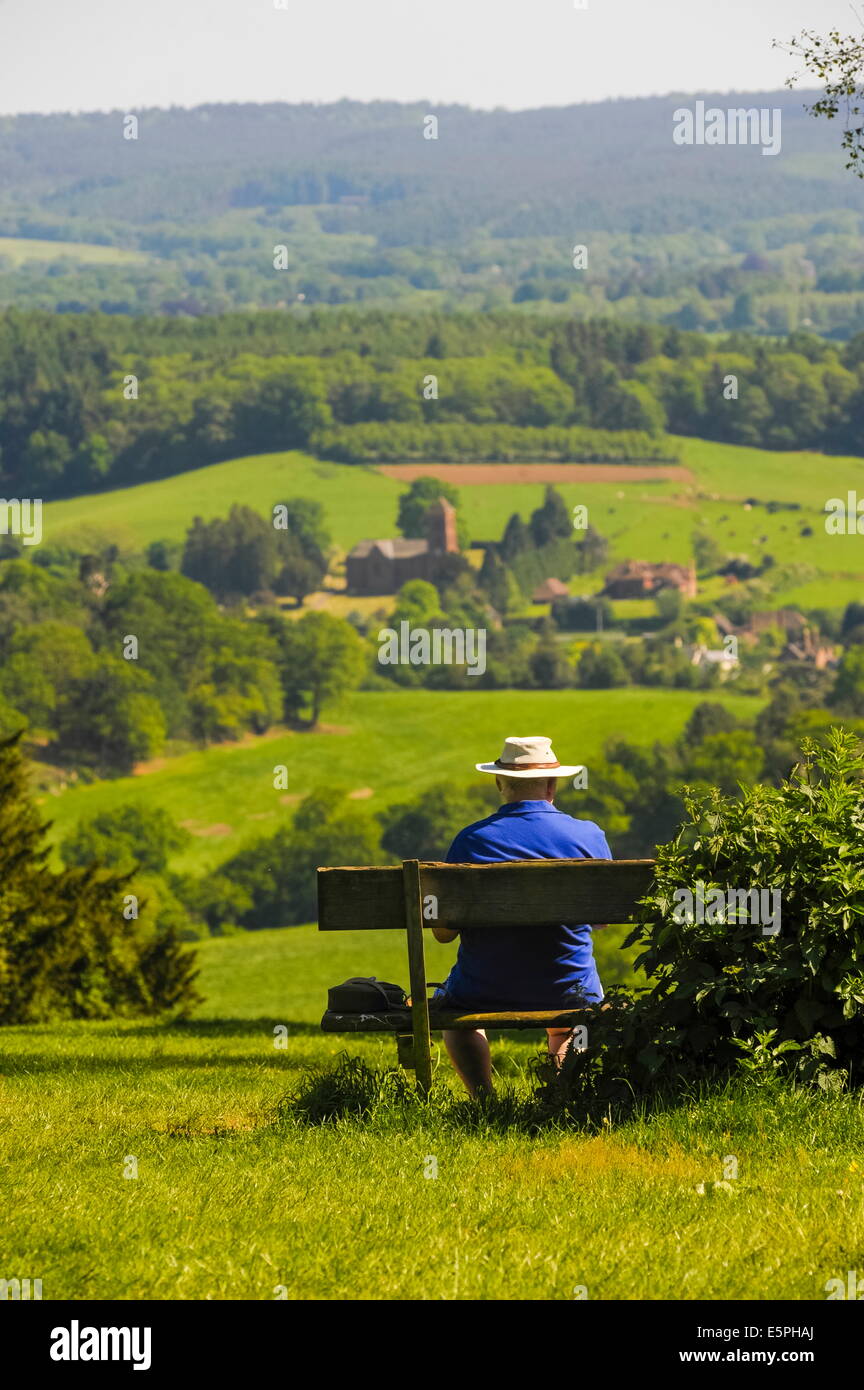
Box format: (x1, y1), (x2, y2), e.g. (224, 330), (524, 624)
(0, 236), (149, 267)
(45, 453), (401, 556)
(43, 438), (864, 610)
(609, 597), (660, 621)
(3, 922), (862, 1300)
(40, 686), (763, 873)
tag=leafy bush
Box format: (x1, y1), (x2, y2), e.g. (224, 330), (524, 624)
(205, 790), (380, 930)
(60, 802), (191, 874)
(558, 729), (864, 1111)
(379, 780), (497, 861)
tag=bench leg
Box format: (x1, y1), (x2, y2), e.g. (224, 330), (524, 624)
(402, 859), (433, 1096)
(395, 1033), (415, 1071)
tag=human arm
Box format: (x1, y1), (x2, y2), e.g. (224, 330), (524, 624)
(431, 923), (459, 943)
(431, 830), (470, 942)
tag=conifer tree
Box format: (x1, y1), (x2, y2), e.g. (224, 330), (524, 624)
(0, 732), (199, 1023)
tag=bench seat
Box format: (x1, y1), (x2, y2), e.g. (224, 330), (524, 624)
(321, 1006), (598, 1033)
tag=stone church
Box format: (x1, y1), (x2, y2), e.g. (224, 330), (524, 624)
(345, 497), (459, 595)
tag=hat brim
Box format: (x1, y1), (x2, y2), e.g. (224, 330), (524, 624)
(475, 762), (584, 778)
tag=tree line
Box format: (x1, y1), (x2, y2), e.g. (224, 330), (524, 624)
(4, 310), (864, 498)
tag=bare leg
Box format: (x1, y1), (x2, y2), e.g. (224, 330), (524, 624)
(546, 1027), (574, 1067)
(442, 1028), (494, 1098)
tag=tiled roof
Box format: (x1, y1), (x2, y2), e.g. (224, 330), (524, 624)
(347, 538), (429, 560)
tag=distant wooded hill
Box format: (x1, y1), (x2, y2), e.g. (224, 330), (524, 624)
(1, 94), (864, 332)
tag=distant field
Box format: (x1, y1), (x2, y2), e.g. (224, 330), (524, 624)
(40, 686), (762, 874)
(45, 453), (401, 555)
(43, 438), (864, 611)
(0, 236), (149, 266)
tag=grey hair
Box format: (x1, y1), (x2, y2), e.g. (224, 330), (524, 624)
(495, 774), (557, 801)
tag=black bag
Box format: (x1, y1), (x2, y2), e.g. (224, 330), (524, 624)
(327, 976), (407, 1013)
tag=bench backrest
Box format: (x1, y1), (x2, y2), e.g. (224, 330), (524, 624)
(317, 858), (656, 931)
(317, 857), (656, 1095)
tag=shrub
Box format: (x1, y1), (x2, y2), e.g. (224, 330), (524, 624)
(208, 791), (380, 929)
(60, 803), (191, 874)
(558, 729), (864, 1112)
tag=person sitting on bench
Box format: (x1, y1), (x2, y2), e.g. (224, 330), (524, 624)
(431, 735), (611, 1098)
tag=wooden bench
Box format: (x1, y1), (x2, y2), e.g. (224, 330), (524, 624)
(317, 857), (655, 1093)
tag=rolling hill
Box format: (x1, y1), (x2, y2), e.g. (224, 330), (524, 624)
(39, 686), (763, 875)
(42, 436), (864, 612)
(2, 93), (864, 327)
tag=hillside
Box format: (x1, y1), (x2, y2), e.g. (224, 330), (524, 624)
(42, 437), (864, 612)
(2, 94), (864, 330)
(39, 686), (763, 875)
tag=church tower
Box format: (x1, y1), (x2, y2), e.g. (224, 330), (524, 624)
(425, 497), (458, 554)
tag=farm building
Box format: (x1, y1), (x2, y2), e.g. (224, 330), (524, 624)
(714, 609), (806, 643)
(714, 610), (838, 669)
(688, 644), (739, 680)
(531, 577), (570, 603)
(345, 497), (460, 595)
(602, 560), (697, 599)
(783, 629), (838, 670)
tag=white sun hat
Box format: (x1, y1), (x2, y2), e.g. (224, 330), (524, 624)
(475, 735), (584, 779)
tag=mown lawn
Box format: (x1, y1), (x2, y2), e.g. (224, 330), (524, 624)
(2, 923), (862, 1301)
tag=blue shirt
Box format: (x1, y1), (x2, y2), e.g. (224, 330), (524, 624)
(437, 801), (611, 1010)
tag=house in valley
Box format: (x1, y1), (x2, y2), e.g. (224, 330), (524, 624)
(532, 577), (570, 603)
(345, 498), (460, 595)
(602, 560), (697, 600)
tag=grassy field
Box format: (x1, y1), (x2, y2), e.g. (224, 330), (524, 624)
(3, 921), (862, 1301)
(43, 437), (864, 611)
(39, 686), (763, 874)
(0, 236), (149, 266)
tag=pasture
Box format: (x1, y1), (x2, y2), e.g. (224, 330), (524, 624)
(42, 437), (864, 612)
(17, 433), (864, 1304)
(0, 236), (149, 267)
(2, 922), (862, 1300)
(39, 686), (762, 874)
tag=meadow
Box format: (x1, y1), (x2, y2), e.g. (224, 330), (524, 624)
(3, 921), (863, 1301)
(43, 437), (864, 611)
(0, 236), (149, 267)
(15, 432), (864, 1303)
(39, 686), (762, 874)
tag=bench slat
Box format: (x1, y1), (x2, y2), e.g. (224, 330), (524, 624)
(321, 1007), (599, 1033)
(317, 858), (655, 930)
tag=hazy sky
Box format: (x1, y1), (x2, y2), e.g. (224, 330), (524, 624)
(0, 0), (853, 115)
